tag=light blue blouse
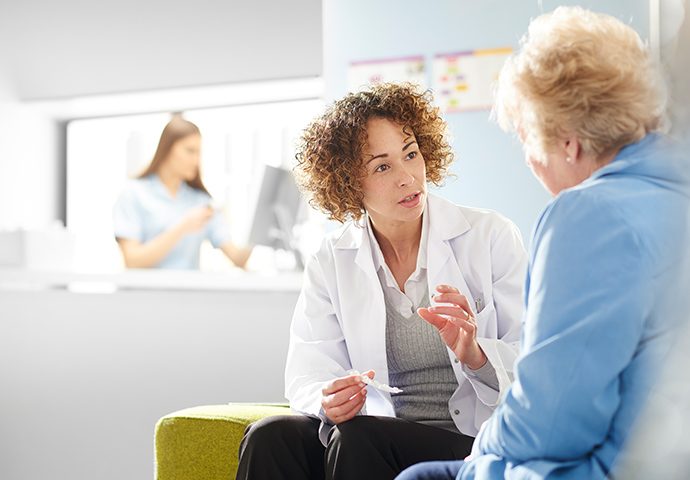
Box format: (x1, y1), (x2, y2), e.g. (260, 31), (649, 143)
(451, 134), (690, 479)
(112, 175), (231, 269)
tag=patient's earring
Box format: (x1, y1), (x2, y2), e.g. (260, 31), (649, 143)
(565, 156), (573, 164)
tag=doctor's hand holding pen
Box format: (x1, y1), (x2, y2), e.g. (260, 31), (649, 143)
(321, 370), (375, 424)
(418, 284), (488, 370)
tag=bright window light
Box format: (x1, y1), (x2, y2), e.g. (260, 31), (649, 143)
(65, 79), (324, 272)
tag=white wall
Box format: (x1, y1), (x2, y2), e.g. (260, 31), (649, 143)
(0, 94), (61, 230)
(0, 0), (322, 230)
(661, 0), (690, 139)
(0, 0), (322, 100)
(0, 286), (299, 480)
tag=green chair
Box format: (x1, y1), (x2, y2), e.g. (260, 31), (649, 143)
(155, 403), (293, 480)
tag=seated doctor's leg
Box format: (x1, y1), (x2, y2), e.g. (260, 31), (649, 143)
(325, 416), (473, 480)
(236, 415), (325, 480)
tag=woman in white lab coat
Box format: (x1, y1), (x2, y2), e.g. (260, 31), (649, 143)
(236, 83), (527, 480)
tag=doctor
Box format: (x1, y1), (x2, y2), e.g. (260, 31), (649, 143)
(236, 83), (527, 480)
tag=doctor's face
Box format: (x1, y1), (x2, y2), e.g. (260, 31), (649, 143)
(166, 133), (202, 181)
(360, 117), (427, 228)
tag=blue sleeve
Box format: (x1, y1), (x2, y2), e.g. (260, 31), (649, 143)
(476, 190), (650, 462)
(207, 210), (232, 248)
(112, 186), (144, 242)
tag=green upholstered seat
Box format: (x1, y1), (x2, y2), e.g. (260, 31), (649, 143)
(155, 403), (293, 480)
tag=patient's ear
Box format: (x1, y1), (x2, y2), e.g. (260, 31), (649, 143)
(562, 135), (581, 165)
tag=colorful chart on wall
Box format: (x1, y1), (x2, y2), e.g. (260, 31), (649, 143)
(348, 55), (427, 92)
(433, 47), (512, 112)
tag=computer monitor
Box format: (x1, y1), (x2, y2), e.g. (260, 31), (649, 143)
(247, 165), (305, 268)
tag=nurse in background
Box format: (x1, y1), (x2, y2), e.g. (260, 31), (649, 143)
(113, 115), (252, 269)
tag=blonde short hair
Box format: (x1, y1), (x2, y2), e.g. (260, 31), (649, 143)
(494, 6), (666, 162)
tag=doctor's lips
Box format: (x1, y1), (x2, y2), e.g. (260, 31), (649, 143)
(398, 191), (423, 206)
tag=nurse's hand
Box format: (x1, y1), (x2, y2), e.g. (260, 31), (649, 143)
(321, 370), (373, 424)
(177, 206), (213, 234)
(418, 285), (487, 370)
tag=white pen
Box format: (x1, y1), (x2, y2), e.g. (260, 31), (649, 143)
(348, 370), (403, 394)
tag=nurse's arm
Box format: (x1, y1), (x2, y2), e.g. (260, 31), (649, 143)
(219, 242), (253, 269)
(117, 228), (185, 268)
(117, 206), (212, 268)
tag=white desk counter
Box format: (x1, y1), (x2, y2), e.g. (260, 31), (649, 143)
(0, 267), (304, 292)
(0, 268), (304, 480)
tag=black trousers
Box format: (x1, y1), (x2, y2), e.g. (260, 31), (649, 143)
(236, 415), (474, 480)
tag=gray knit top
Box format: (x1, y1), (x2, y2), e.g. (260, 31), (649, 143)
(384, 280), (458, 428)
(366, 214), (498, 433)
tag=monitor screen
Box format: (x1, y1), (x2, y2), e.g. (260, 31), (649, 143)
(247, 165), (305, 267)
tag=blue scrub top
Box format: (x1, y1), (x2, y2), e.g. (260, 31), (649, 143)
(113, 175), (231, 269)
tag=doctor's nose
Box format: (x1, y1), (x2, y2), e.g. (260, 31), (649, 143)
(397, 168), (415, 187)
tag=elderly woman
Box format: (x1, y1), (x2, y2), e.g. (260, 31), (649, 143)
(235, 83), (527, 479)
(397, 6), (690, 480)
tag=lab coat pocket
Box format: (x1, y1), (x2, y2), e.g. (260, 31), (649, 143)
(473, 297), (497, 337)
(472, 301), (520, 406)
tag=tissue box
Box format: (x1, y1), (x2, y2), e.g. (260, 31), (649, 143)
(0, 229), (75, 270)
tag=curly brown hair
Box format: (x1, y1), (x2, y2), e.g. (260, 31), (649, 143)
(294, 82), (454, 223)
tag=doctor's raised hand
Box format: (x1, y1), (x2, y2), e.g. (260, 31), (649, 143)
(236, 83), (527, 480)
(418, 285), (487, 370)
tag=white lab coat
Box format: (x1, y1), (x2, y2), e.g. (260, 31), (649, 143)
(285, 194), (527, 440)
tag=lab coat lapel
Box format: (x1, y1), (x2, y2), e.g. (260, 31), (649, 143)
(333, 221), (389, 389)
(426, 195), (476, 309)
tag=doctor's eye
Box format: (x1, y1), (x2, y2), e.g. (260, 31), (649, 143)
(375, 163), (390, 173)
(405, 151), (418, 161)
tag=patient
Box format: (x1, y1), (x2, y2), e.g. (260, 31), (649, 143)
(236, 82), (527, 479)
(397, 6), (690, 479)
